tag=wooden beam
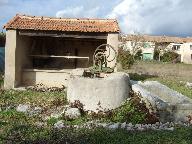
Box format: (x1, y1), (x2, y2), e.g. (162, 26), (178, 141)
(19, 31), (107, 39)
(29, 55), (89, 60)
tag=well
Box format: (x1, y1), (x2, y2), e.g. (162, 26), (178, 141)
(67, 72), (130, 112)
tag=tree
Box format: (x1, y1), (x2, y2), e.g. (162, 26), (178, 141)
(154, 42), (170, 61)
(121, 33), (145, 60)
(0, 32), (6, 47)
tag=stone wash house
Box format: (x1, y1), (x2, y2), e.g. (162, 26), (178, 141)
(121, 35), (192, 63)
(4, 14), (120, 89)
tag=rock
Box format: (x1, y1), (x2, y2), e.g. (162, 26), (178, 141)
(54, 120), (65, 129)
(127, 127), (133, 131)
(151, 124), (158, 130)
(16, 104), (30, 113)
(70, 69), (84, 77)
(35, 122), (45, 128)
(64, 108), (81, 120)
(155, 122), (160, 126)
(159, 125), (164, 130)
(185, 82), (192, 89)
(164, 127), (174, 131)
(121, 122), (127, 129)
(50, 106), (67, 119)
(98, 123), (108, 128)
(30, 107), (43, 115)
(135, 124), (141, 128)
(50, 112), (63, 119)
(137, 127), (145, 131)
(42, 116), (50, 121)
(127, 123), (133, 128)
(108, 123), (120, 130)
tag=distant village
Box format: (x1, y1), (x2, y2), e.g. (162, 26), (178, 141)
(120, 34), (192, 64)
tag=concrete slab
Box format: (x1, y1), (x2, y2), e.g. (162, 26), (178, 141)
(131, 80), (192, 123)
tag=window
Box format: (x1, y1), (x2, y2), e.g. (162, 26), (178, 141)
(190, 45), (192, 50)
(172, 45), (181, 51)
(143, 42), (151, 48)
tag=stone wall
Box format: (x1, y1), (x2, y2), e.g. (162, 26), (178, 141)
(4, 30), (17, 89)
(22, 69), (70, 87)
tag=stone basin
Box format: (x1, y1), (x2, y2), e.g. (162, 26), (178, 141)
(67, 72), (131, 112)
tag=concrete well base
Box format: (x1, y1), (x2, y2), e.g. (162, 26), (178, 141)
(67, 72), (131, 112)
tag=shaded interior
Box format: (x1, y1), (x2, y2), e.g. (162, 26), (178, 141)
(23, 36), (106, 70)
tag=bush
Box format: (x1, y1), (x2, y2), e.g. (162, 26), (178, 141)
(0, 32), (5, 47)
(117, 48), (134, 69)
(153, 49), (160, 60)
(112, 91), (158, 124)
(161, 51), (180, 62)
(87, 91), (159, 124)
(134, 50), (142, 60)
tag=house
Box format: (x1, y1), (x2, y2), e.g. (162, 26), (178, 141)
(3, 14), (120, 89)
(121, 35), (155, 60)
(179, 42), (192, 64)
(121, 34), (192, 63)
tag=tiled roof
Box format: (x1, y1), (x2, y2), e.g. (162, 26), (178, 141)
(4, 14), (120, 33)
(122, 34), (192, 43)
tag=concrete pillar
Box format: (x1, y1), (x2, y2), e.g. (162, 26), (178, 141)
(107, 33), (119, 71)
(4, 30), (17, 89)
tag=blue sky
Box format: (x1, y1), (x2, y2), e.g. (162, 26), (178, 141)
(1, 0), (192, 37)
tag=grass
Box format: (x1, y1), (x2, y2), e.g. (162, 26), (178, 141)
(128, 61), (192, 82)
(0, 89), (67, 109)
(0, 61), (192, 143)
(0, 89), (191, 144)
(127, 61), (192, 99)
(0, 110), (192, 144)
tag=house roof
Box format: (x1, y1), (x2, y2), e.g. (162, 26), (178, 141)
(122, 34), (192, 43)
(4, 14), (120, 33)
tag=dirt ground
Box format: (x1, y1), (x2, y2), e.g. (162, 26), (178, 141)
(127, 61), (192, 82)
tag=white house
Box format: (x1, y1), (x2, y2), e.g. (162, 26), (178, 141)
(121, 34), (192, 63)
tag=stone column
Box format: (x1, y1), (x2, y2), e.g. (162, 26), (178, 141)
(4, 30), (17, 89)
(107, 33), (119, 72)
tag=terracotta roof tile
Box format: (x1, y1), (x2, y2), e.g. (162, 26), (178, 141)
(123, 34), (192, 43)
(4, 14), (120, 33)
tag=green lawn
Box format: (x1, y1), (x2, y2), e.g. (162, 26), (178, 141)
(0, 110), (192, 144)
(0, 89), (192, 144)
(0, 89), (67, 109)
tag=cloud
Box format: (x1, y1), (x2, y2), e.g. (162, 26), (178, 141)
(1, 0), (192, 36)
(56, 6), (100, 18)
(107, 0), (192, 36)
(0, 0), (8, 5)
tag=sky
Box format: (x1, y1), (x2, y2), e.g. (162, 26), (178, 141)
(0, 0), (192, 37)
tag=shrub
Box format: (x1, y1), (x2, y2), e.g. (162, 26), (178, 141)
(117, 48), (134, 69)
(87, 91), (159, 124)
(161, 51), (180, 62)
(0, 32), (5, 47)
(134, 50), (142, 60)
(112, 91), (158, 124)
(153, 49), (160, 60)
